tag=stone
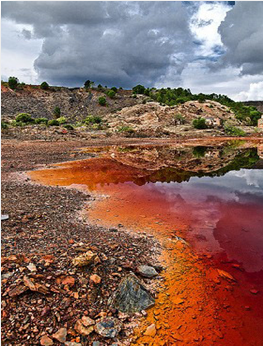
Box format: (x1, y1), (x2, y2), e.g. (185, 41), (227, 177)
(144, 324), (156, 337)
(137, 265), (158, 278)
(65, 342), (82, 346)
(72, 251), (97, 267)
(95, 318), (122, 338)
(111, 273), (155, 313)
(52, 328), (67, 343)
(93, 341), (103, 346)
(27, 263), (37, 272)
(1, 214), (9, 221)
(40, 335), (53, 346)
(74, 319), (94, 336)
(81, 315), (95, 327)
(90, 274), (101, 284)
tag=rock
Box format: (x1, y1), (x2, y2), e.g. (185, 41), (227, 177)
(93, 341), (103, 346)
(90, 274), (101, 284)
(52, 327), (67, 343)
(72, 251), (96, 267)
(81, 315), (95, 327)
(217, 269), (236, 282)
(144, 323), (156, 337)
(95, 317), (122, 338)
(109, 228), (118, 232)
(8, 284), (28, 297)
(65, 342), (82, 346)
(40, 335), (53, 346)
(27, 263), (37, 272)
(111, 273), (155, 313)
(74, 319), (94, 336)
(1, 214), (9, 221)
(137, 265), (158, 278)
(250, 289), (259, 295)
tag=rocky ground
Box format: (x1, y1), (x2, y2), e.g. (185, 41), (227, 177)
(1, 139), (163, 346)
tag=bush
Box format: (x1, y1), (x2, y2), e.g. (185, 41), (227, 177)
(1, 121), (8, 129)
(132, 85), (145, 94)
(56, 117), (67, 124)
(111, 87), (117, 93)
(8, 76), (19, 90)
(98, 97), (106, 106)
(15, 113), (35, 124)
(97, 84), (103, 90)
(193, 117), (207, 129)
(64, 124), (74, 130)
(53, 107), (61, 118)
(35, 118), (48, 124)
(84, 115), (102, 125)
(118, 125), (135, 134)
(40, 82), (49, 90)
(48, 119), (60, 126)
(224, 124), (246, 136)
(174, 114), (186, 124)
(106, 90), (116, 99)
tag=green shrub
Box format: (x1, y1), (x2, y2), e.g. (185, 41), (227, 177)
(1, 121), (8, 129)
(97, 84), (103, 90)
(118, 125), (135, 134)
(98, 97), (106, 106)
(224, 124), (246, 136)
(64, 124), (74, 130)
(193, 117), (207, 129)
(48, 119), (60, 126)
(35, 118), (48, 124)
(106, 90), (116, 98)
(15, 113), (35, 124)
(53, 106), (61, 118)
(8, 76), (19, 90)
(84, 115), (102, 125)
(132, 85), (145, 94)
(111, 87), (117, 93)
(174, 114), (186, 124)
(56, 117), (67, 124)
(40, 81), (49, 90)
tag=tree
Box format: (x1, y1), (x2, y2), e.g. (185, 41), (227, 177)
(8, 76), (19, 90)
(53, 106), (61, 118)
(132, 85), (145, 94)
(111, 87), (117, 93)
(84, 80), (94, 89)
(40, 81), (49, 90)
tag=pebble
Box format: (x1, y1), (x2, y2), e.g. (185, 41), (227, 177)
(40, 335), (53, 346)
(144, 323), (156, 337)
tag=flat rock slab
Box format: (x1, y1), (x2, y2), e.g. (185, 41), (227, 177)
(111, 273), (155, 313)
(137, 265), (158, 278)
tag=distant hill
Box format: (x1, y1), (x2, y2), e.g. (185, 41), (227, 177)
(244, 101), (263, 113)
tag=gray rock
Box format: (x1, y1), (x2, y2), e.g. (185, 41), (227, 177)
(95, 318), (121, 338)
(137, 265), (158, 278)
(92, 341), (103, 346)
(111, 273), (155, 313)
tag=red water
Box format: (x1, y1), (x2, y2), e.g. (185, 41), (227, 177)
(29, 146), (263, 345)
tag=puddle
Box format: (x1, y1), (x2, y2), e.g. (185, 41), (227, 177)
(29, 140), (263, 345)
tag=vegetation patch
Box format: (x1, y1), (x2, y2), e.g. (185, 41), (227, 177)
(192, 117), (207, 129)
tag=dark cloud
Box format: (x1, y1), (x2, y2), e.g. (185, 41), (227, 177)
(2, 1), (194, 87)
(218, 1), (263, 75)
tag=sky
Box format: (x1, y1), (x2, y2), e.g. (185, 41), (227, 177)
(1, 1), (263, 101)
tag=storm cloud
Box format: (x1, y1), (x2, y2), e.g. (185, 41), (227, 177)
(1, 1), (263, 100)
(2, 1), (194, 88)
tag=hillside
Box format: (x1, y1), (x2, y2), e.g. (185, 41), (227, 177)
(1, 84), (262, 139)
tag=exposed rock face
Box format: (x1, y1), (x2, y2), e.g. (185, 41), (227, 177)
(111, 273), (155, 313)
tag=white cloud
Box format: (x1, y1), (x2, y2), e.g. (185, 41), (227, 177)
(189, 2), (231, 57)
(235, 81), (263, 101)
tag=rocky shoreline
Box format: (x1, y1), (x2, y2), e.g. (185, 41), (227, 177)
(1, 139), (163, 346)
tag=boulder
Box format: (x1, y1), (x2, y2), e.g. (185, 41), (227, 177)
(111, 273), (155, 313)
